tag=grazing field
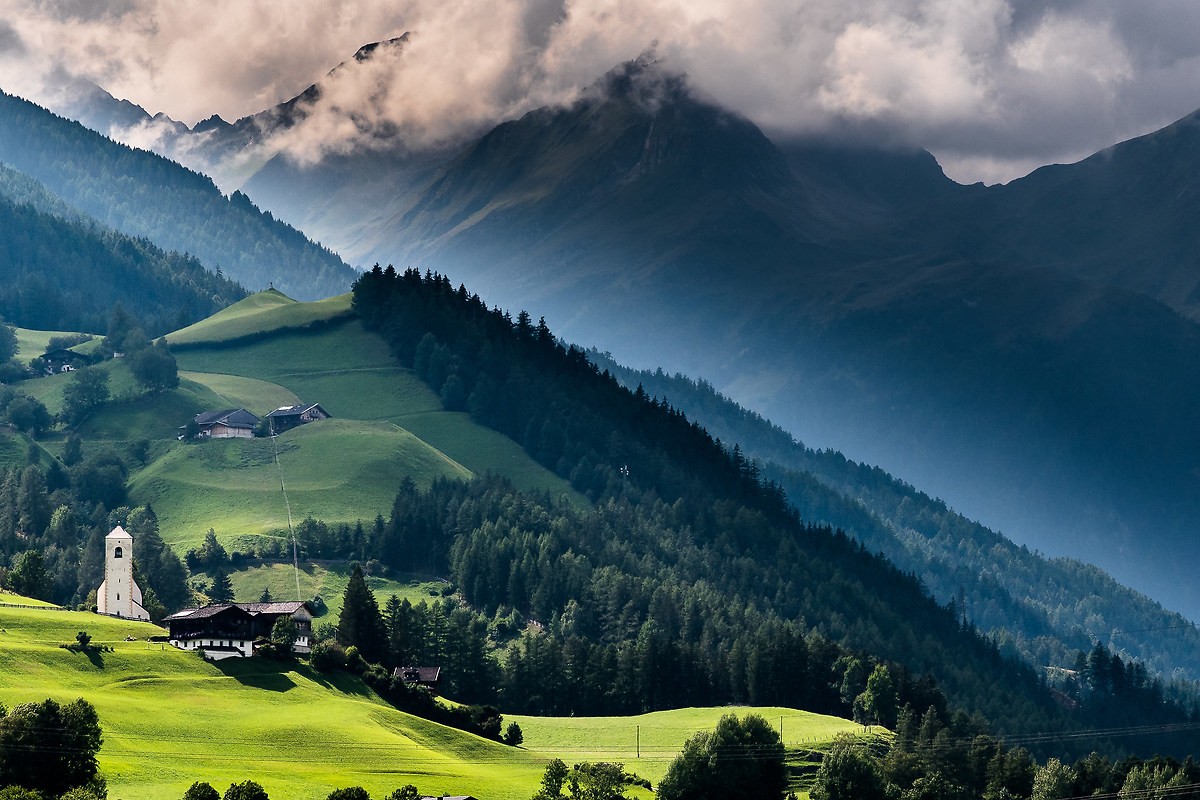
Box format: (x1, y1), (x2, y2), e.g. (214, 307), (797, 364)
(225, 562), (452, 622)
(12, 293), (579, 553)
(0, 603), (547, 800)
(166, 290), (354, 346)
(129, 419), (473, 553)
(1, 601), (869, 800)
(510, 706), (871, 788)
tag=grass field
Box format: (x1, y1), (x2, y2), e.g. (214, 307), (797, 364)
(510, 706), (871, 789)
(11, 294), (580, 554)
(0, 603), (545, 800)
(167, 291), (353, 346)
(0, 602), (870, 800)
(225, 562), (452, 622)
(133, 305), (581, 551)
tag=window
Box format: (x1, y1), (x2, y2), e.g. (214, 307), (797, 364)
(114, 546), (123, 558)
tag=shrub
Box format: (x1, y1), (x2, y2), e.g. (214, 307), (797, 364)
(326, 788), (370, 800)
(223, 781), (268, 800)
(182, 782), (220, 800)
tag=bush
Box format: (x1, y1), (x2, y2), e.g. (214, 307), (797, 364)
(326, 789), (370, 800)
(310, 639), (347, 672)
(504, 721), (524, 746)
(183, 782), (219, 800)
(223, 781), (268, 800)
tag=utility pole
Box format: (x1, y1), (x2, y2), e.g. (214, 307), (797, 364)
(636, 724), (640, 758)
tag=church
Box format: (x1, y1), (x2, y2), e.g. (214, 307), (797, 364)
(96, 525), (150, 620)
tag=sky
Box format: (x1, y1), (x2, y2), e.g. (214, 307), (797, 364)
(1, 0), (1199, 184)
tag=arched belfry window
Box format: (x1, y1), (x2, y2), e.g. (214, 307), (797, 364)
(114, 546), (123, 558)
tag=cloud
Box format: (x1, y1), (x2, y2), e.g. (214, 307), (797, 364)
(1, 0), (1199, 184)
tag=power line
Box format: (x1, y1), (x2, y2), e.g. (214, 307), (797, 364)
(269, 419), (302, 603)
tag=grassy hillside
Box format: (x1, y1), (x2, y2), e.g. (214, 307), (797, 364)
(0, 603), (545, 800)
(127, 295), (580, 551)
(167, 291), (354, 346)
(225, 562), (451, 622)
(510, 707), (869, 787)
(0, 601), (868, 799)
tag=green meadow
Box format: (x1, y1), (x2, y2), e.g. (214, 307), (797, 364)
(225, 562), (451, 622)
(133, 293), (580, 550)
(0, 602), (869, 800)
(0, 603), (546, 800)
(166, 290), (354, 346)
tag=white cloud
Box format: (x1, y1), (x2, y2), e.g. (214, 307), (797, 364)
(0, 0), (1198, 184)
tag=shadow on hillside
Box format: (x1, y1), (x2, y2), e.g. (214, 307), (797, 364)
(214, 660), (297, 692)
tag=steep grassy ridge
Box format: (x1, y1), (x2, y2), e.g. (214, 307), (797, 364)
(132, 421), (473, 553)
(167, 291), (353, 346)
(113, 292), (580, 549)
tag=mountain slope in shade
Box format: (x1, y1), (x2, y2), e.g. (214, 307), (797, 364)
(948, 111), (1200, 321)
(352, 63), (1200, 619)
(0, 90), (356, 301)
(591, 349), (1200, 683)
(0, 163), (244, 333)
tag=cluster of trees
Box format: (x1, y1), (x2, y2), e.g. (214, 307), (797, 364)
(180, 782), (421, 800)
(0, 458), (190, 618)
(812, 712), (1200, 800)
(0, 698), (103, 799)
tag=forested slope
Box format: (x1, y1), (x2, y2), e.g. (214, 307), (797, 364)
(0, 163), (244, 334)
(590, 353), (1200, 684)
(347, 266), (1200, 759)
(0, 90), (357, 301)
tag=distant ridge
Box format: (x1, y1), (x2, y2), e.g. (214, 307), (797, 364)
(0, 89), (358, 301)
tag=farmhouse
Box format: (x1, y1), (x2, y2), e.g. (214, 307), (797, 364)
(39, 348), (88, 375)
(264, 402), (330, 434)
(165, 601), (314, 660)
(96, 526), (150, 620)
(392, 666), (442, 693)
(184, 408), (260, 439)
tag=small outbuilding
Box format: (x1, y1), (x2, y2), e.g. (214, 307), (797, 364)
(264, 403), (330, 434)
(392, 666), (442, 693)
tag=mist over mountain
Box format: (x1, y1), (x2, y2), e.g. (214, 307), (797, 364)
(47, 51), (1200, 620)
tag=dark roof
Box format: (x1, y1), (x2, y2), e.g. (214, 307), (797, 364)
(192, 408), (260, 428)
(240, 601), (313, 616)
(265, 403), (327, 418)
(166, 601), (312, 621)
(393, 666), (442, 683)
(164, 603), (245, 621)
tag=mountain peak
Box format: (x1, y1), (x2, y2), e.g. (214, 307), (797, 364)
(353, 34), (410, 63)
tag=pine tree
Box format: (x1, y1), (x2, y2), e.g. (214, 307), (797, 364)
(338, 562), (385, 664)
(209, 568), (234, 603)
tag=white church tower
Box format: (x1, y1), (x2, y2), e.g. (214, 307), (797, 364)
(97, 525), (149, 620)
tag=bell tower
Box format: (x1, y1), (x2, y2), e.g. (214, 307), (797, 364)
(97, 525), (149, 620)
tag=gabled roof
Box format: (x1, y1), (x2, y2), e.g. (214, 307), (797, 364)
(165, 601), (312, 621)
(164, 603), (247, 621)
(265, 403), (327, 418)
(192, 408), (260, 428)
(106, 525), (130, 540)
(241, 601), (313, 616)
(393, 666), (442, 683)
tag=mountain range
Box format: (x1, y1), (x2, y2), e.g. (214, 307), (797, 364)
(32, 44), (1200, 622)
